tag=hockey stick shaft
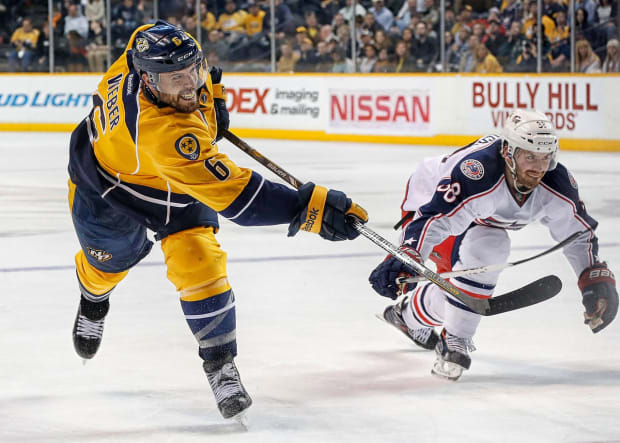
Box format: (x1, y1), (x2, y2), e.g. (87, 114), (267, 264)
(399, 230), (585, 283)
(222, 130), (490, 315)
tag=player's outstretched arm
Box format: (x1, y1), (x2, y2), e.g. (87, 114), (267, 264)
(287, 182), (368, 241)
(579, 263), (619, 333)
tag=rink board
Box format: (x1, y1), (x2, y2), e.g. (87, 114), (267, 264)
(1, 73), (619, 151)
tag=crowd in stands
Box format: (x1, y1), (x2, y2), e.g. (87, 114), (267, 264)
(1, 0), (618, 73)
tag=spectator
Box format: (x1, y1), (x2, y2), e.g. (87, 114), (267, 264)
(86, 19), (108, 72)
(318, 24), (334, 43)
(575, 0), (597, 25)
(412, 21), (438, 70)
(401, 26), (415, 50)
(206, 29), (229, 60)
(296, 37), (319, 71)
(369, 0), (394, 31)
(65, 3), (89, 71)
(454, 25), (471, 46)
(602, 38), (620, 72)
(471, 22), (485, 40)
(303, 11), (320, 43)
(550, 10), (570, 42)
(458, 34), (480, 72)
(277, 42), (299, 72)
(522, 0), (556, 41)
(444, 30), (461, 70)
(393, 39), (416, 71)
(596, 0), (617, 25)
(421, 0), (439, 31)
(474, 42), (503, 72)
(482, 18), (506, 56)
(542, 0), (564, 19)
(112, 0), (143, 41)
(196, 2), (217, 33)
(362, 12), (383, 34)
(34, 22), (53, 71)
(451, 5), (473, 35)
(548, 36), (570, 71)
(8, 17), (39, 72)
(84, 0), (105, 23)
(270, 0), (295, 36)
(339, 0), (367, 24)
(295, 26), (310, 50)
(574, 7), (598, 45)
(461, 0), (493, 14)
(576, 38), (601, 72)
(498, 19), (524, 65)
(244, 0), (266, 37)
(332, 12), (346, 29)
(396, 0), (417, 30)
(373, 47), (393, 71)
(374, 29), (393, 53)
(315, 40), (333, 71)
(500, 0), (521, 28)
(512, 39), (538, 72)
(217, 0), (247, 41)
(359, 43), (378, 72)
(330, 47), (354, 72)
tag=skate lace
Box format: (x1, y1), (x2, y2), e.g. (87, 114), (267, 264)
(75, 314), (104, 339)
(207, 363), (244, 403)
(411, 327), (433, 343)
(445, 333), (476, 353)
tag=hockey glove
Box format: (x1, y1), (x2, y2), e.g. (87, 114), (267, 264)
(287, 182), (368, 241)
(578, 263), (618, 333)
(369, 246), (421, 300)
(209, 66), (229, 142)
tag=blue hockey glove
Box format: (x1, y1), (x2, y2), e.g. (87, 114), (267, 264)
(579, 263), (618, 333)
(369, 246), (421, 299)
(209, 66), (229, 142)
(287, 182), (368, 241)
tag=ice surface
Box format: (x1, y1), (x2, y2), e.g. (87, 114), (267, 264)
(1, 132), (619, 443)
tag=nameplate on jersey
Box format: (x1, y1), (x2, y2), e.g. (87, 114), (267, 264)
(175, 134), (201, 161)
(460, 159), (485, 180)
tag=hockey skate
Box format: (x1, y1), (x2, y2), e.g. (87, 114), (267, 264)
(72, 296), (109, 360)
(379, 297), (439, 350)
(431, 329), (475, 381)
(204, 354), (252, 421)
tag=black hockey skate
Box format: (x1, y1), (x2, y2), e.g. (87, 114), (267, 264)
(204, 354), (252, 420)
(431, 328), (475, 381)
(72, 296), (109, 360)
(379, 297), (439, 350)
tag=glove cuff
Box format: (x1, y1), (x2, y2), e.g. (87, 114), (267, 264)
(212, 83), (226, 100)
(578, 263), (616, 292)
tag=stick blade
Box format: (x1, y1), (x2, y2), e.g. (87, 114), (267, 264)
(485, 275), (562, 316)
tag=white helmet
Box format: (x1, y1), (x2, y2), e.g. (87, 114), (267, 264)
(501, 109), (559, 171)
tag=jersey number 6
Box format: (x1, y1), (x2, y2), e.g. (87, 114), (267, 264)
(204, 157), (231, 181)
(437, 182), (461, 203)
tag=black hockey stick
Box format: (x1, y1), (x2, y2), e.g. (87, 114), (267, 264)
(398, 230), (585, 283)
(222, 130), (562, 316)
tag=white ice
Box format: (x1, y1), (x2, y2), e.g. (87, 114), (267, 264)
(1, 132), (619, 443)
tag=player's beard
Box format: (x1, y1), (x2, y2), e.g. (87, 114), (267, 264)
(514, 167), (545, 192)
(160, 89), (200, 113)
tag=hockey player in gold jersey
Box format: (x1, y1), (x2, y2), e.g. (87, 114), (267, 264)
(67, 20), (368, 420)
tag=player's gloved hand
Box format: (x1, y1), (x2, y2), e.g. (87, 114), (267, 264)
(287, 182), (368, 241)
(209, 66), (229, 142)
(369, 245), (421, 299)
(578, 262), (618, 333)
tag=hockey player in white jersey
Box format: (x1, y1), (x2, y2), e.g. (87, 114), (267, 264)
(369, 109), (618, 381)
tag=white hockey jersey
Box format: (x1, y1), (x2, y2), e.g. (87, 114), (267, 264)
(400, 134), (599, 278)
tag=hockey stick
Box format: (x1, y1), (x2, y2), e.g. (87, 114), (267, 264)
(398, 230), (585, 284)
(222, 130), (562, 316)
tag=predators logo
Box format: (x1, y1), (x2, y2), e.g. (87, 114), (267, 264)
(135, 37), (149, 52)
(172, 36), (183, 46)
(175, 134), (201, 160)
(87, 247), (113, 263)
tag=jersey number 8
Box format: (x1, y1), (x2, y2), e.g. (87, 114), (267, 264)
(437, 182), (461, 203)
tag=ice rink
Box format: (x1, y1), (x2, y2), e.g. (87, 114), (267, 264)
(1, 131), (619, 443)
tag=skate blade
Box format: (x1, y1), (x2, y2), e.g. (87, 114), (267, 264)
(230, 410), (249, 430)
(431, 360), (464, 381)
